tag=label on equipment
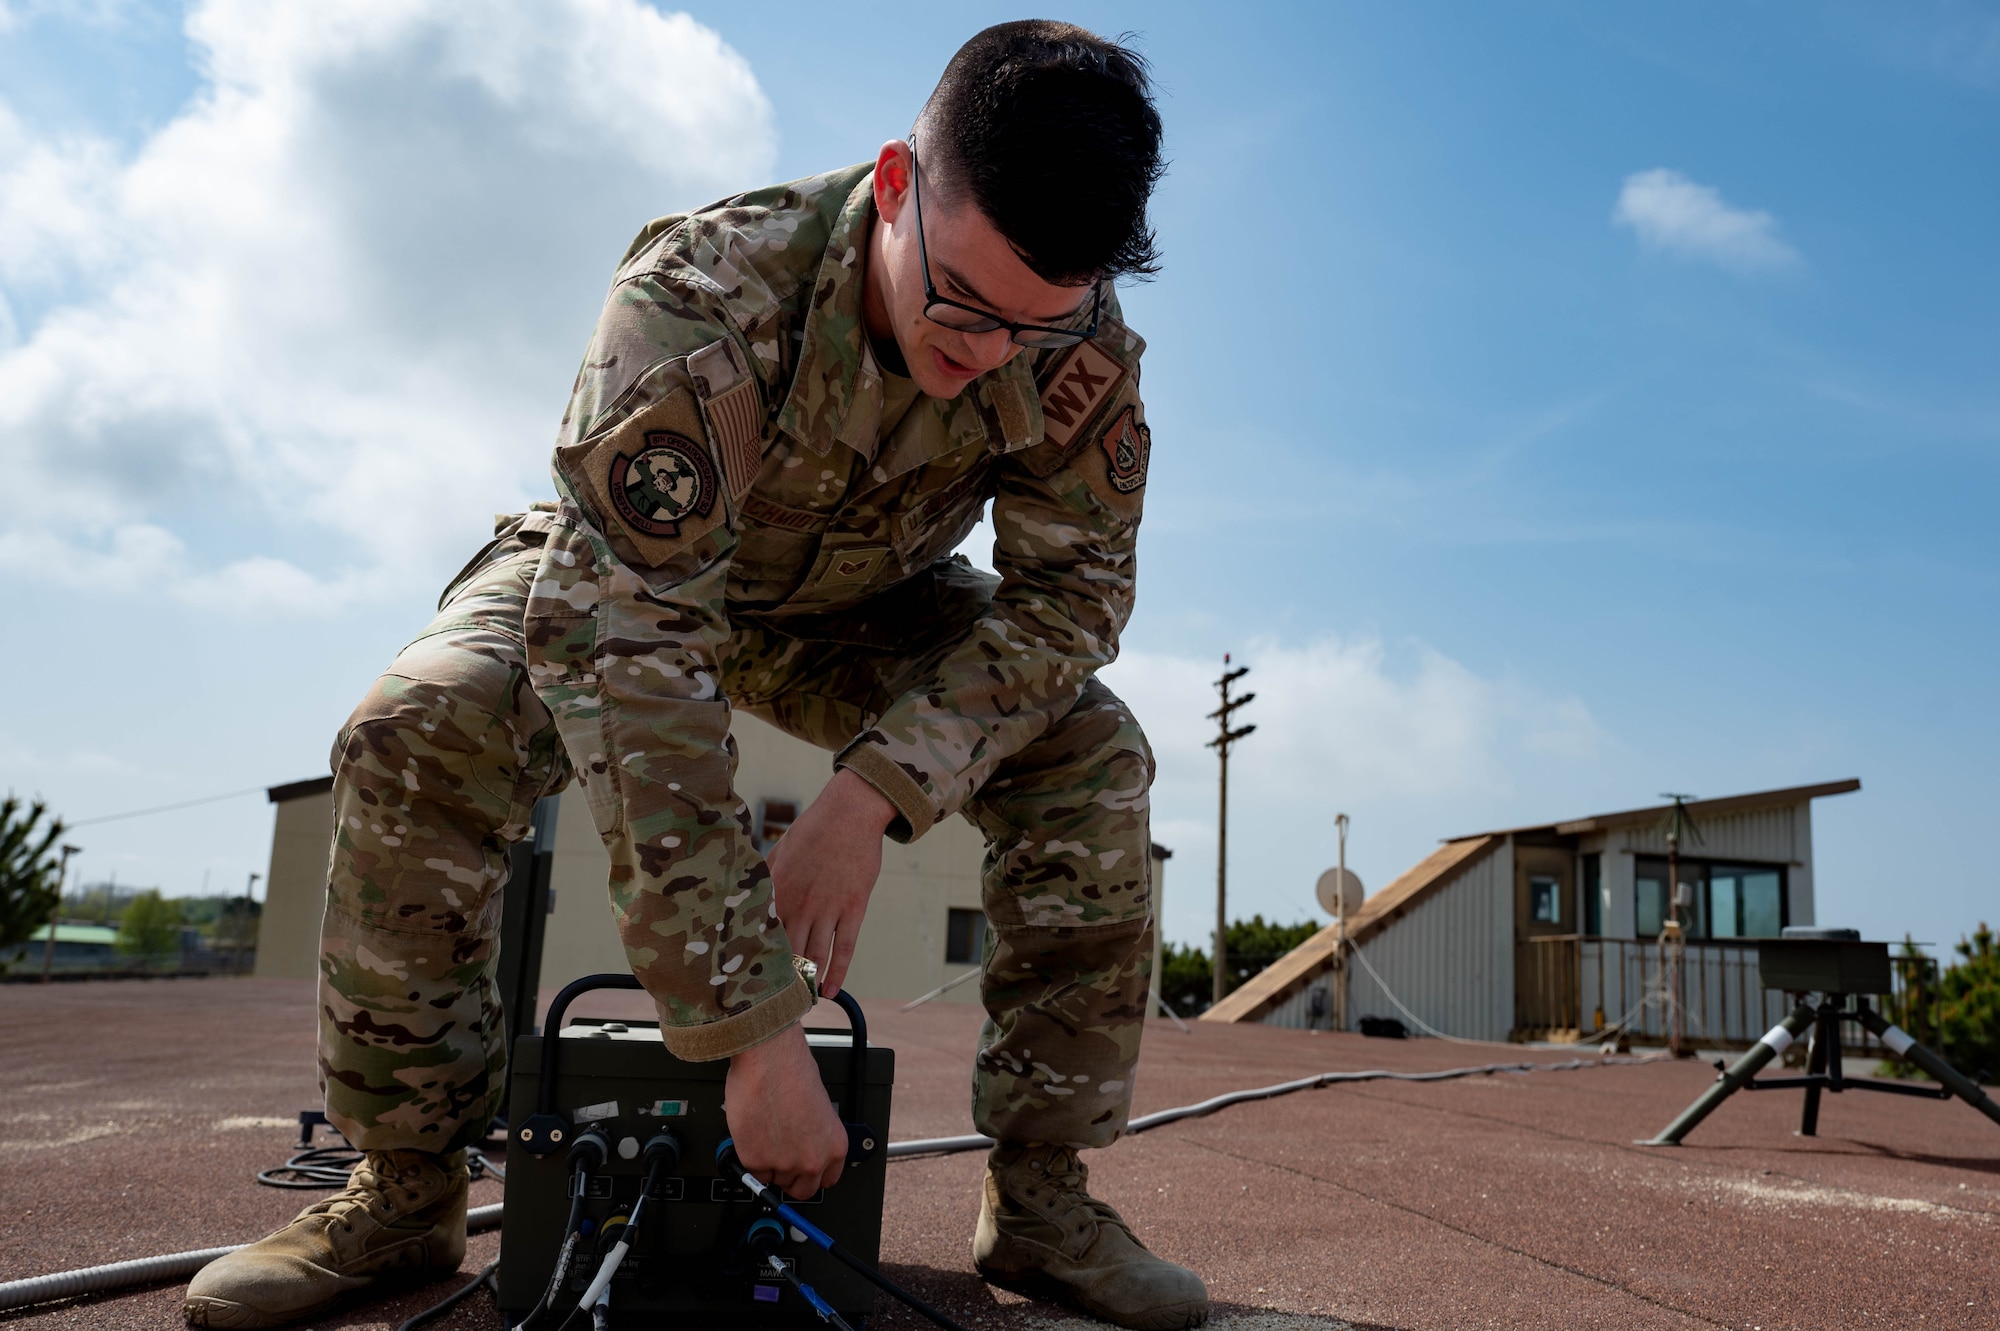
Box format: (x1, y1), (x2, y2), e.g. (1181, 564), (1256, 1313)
(573, 1100), (620, 1123)
(641, 1099), (688, 1117)
(1883, 1025), (1916, 1056)
(1759, 1024), (1795, 1056)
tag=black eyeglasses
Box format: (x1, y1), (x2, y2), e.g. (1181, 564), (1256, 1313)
(908, 145), (1101, 350)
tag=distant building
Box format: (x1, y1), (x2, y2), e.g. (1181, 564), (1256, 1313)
(257, 713), (1171, 1006)
(1, 923), (119, 972)
(1204, 780), (1859, 1047)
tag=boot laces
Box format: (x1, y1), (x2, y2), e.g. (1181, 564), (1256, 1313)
(299, 1154), (423, 1230)
(1031, 1146), (1130, 1238)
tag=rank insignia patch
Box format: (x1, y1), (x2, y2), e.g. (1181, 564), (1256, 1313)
(609, 431), (717, 538)
(1099, 405), (1150, 494)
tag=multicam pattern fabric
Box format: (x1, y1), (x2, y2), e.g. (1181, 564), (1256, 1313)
(320, 163), (1156, 1149)
(321, 518), (570, 1151)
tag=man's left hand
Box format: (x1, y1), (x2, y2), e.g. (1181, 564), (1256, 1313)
(767, 767), (897, 998)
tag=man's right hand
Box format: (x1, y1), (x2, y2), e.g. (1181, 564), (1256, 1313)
(723, 1022), (847, 1200)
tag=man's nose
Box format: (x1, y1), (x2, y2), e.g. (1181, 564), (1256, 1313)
(961, 327), (1017, 369)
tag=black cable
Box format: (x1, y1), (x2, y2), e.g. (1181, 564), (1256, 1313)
(720, 1151), (972, 1331)
(255, 1143), (362, 1189)
(257, 1142), (499, 1189)
(394, 1258), (498, 1331)
(766, 1256), (855, 1331)
(516, 1156), (593, 1331)
(818, 1236), (972, 1331)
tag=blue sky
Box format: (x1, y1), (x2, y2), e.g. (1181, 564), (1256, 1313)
(1, 1), (1994, 960)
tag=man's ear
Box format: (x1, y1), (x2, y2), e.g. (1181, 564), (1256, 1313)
(873, 140), (912, 224)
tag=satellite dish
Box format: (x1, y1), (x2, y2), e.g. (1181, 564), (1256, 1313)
(1315, 867), (1364, 919)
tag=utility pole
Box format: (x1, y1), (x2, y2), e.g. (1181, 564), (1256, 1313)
(41, 844), (80, 984)
(1207, 655), (1256, 1007)
(1661, 794), (1697, 1059)
(237, 871), (262, 973)
(1334, 813), (1350, 1032)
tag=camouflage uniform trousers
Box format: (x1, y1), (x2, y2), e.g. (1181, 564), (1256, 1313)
(320, 521), (1155, 1154)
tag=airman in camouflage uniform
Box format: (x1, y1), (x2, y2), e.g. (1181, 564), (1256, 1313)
(189, 20), (1203, 1331)
(316, 160), (1156, 1155)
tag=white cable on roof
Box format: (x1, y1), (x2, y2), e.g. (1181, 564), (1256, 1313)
(1344, 941), (1489, 1044)
(885, 1049), (1667, 1158)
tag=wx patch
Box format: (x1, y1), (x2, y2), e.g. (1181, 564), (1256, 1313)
(1038, 339), (1128, 453)
(610, 431), (717, 538)
(1099, 405), (1150, 494)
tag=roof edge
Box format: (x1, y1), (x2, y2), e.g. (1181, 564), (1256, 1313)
(267, 775), (334, 804)
(1446, 778), (1862, 843)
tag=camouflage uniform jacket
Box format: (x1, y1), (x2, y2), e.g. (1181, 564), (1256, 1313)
(526, 162), (1151, 1060)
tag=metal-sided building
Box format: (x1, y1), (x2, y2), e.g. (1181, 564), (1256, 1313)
(256, 712), (1170, 1006)
(1204, 780), (1859, 1046)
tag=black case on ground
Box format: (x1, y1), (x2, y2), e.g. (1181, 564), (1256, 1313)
(498, 1016), (894, 1329)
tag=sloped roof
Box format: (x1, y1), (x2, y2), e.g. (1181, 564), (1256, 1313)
(1201, 778), (1863, 1027)
(1201, 836), (1501, 1024)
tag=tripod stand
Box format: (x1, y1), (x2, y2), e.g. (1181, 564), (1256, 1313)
(1739, 993), (1947, 1136)
(1640, 932), (2000, 1146)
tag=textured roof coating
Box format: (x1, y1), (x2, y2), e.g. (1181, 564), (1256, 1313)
(3, 977), (1995, 1329)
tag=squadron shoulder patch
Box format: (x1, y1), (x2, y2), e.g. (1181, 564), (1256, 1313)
(1099, 405), (1150, 494)
(609, 431), (717, 538)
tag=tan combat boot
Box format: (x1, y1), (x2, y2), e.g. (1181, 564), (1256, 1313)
(973, 1142), (1209, 1330)
(182, 1149), (468, 1328)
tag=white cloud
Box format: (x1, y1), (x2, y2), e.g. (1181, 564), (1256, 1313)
(0, 0), (774, 613)
(1108, 635), (1602, 809)
(1613, 168), (1798, 273)
(1098, 634), (1608, 938)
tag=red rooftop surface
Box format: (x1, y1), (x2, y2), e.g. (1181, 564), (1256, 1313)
(2, 977), (1995, 1329)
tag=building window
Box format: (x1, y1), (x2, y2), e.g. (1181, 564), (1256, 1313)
(757, 800), (797, 852)
(1529, 875), (1561, 923)
(1581, 853), (1603, 935)
(1632, 857), (1787, 940)
(1635, 864), (1668, 938)
(1708, 866), (1785, 938)
(945, 908), (987, 965)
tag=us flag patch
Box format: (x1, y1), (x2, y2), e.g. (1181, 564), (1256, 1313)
(704, 377), (763, 497)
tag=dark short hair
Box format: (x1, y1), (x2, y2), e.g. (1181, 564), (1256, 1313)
(918, 20), (1165, 285)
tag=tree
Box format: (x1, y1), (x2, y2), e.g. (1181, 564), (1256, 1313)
(1159, 942), (1214, 1016)
(1157, 916), (1323, 1017)
(1222, 915), (1321, 994)
(1935, 923), (2000, 1085)
(0, 795), (66, 971)
(116, 890), (183, 969)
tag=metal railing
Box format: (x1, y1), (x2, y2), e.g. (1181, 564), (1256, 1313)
(1517, 936), (1918, 1054)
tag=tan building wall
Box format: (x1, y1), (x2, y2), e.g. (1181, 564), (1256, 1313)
(254, 777), (335, 980)
(537, 712), (1123, 1006)
(259, 713), (1169, 1005)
